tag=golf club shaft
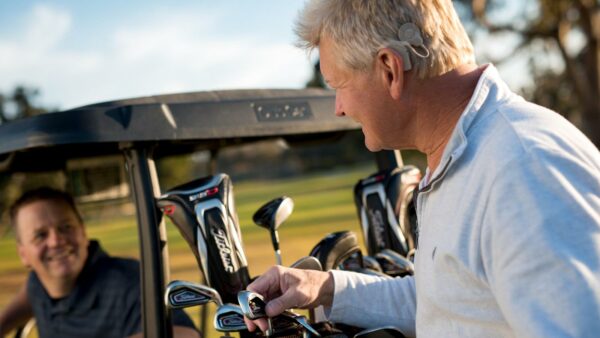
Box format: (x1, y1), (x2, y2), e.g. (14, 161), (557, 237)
(275, 249), (282, 265)
(267, 318), (273, 337)
(271, 230), (281, 265)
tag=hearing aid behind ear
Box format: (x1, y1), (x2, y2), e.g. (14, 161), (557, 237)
(396, 23), (430, 71)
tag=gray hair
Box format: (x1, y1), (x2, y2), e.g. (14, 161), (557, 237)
(294, 0), (476, 78)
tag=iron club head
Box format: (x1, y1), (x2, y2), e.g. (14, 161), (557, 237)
(214, 303), (248, 332)
(280, 311), (321, 337)
(237, 290), (268, 320)
(375, 249), (415, 277)
(165, 280), (223, 309)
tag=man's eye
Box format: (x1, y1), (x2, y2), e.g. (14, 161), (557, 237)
(59, 224), (74, 233)
(33, 232), (47, 241)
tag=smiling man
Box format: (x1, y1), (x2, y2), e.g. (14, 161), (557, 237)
(244, 1), (600, 337)
(0, 187), (199, 338)
(15, 192), (89, 300)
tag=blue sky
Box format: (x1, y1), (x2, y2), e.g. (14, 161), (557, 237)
(0, 1), (312, 110)
(0, 1), (540, 111)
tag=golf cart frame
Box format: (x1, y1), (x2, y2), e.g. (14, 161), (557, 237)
(0, 89), (402, 338)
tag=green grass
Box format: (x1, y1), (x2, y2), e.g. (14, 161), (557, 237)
(0, 164), (375, 337)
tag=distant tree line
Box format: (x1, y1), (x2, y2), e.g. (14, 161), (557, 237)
(0, 86), (62, 230)
(455, 0), (600, 147)
(0, 86), (50, 124)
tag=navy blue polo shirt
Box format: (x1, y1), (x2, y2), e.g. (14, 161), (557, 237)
(27, 240), (196, 338)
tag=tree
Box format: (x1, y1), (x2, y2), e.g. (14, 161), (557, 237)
(0, 86), (53, 232)
(0, 85), (48, 124)
(455, 0), (600, 147)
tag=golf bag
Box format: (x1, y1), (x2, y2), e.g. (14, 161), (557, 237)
(354, 166), (421, 257)
(157, 173), (250, 304)
(309, 231), (363, 271)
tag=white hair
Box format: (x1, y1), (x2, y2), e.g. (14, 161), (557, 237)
(294, 0), (476, 78)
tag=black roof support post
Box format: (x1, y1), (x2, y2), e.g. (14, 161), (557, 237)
(122, 143), (172, 338)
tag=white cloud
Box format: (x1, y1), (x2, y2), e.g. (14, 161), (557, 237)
(0, 4), (85, 107)
(0, 5), (313, 110)
(24, 4), (71, 51)
(0, 4), (71, 72)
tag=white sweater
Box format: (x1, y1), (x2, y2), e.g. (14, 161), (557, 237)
(327, 65), (600, 338)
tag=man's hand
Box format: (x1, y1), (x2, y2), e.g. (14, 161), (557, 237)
(0, 285), (33, 336)
(243, 265), (334, 333)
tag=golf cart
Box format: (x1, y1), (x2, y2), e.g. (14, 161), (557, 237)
(0, 88), (415, 338)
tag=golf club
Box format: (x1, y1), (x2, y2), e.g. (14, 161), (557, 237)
(214, 303), (247, 332)
(362, 255), (383, 273)
(238, 290), (273, 336)
(280, 310), (321, 337)
(309, 231), (362, 271)
(157, 174), (251, 304)
(253, 196), (294, 265)
(290, 256), (323, 271)
(374, 249), (415, 277)
(165, 280), (223, 309)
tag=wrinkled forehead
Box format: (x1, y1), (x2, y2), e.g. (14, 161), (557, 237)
(318, 36), (353, 83)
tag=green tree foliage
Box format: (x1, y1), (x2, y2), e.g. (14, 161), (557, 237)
(455, 0), (600, 147)
(0, 85), (48, 124)
(0, 86), (57, 232)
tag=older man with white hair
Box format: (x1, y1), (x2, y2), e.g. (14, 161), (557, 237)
(244, 1), (600, 337)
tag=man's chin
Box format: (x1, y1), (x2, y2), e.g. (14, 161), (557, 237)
(364, 140), (382, 152)
(47, 258), (81, 278)
(48, 269), (82, 283)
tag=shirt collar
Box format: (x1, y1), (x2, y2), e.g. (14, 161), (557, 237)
(420, 64), (515, 190)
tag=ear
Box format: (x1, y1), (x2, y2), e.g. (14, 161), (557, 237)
(17, 244), (32, 269)
(376, 48), (404, 100)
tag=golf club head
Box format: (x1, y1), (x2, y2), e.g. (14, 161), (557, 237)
(280, 311), (321, 337)
(268, 316), (304, 337)
(214, 303), (248, 332)
(291, 256), (323, 271)
(354, 166), (421, 257)
(354, 326), (407, 338)
(309, 231), (362, 271)
(253, 196), (294, 231)
(254, 196), (294, 265)
(165, 280), (223, 309)
(157, 174), (251, 303)
(375, 249), (415, 277)
(237, 290), (267, 320)
(406, 248), (416, 263)
(362, 255), (383, 273)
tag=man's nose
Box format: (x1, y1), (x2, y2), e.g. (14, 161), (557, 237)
(47, 229), (66, 247)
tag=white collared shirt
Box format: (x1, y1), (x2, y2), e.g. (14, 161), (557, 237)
(328, 64), (600, 338)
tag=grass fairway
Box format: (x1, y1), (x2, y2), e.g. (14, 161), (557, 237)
(0, 164), (375, 337)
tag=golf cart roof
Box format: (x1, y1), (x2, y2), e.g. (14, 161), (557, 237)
(0, 88), (398, 338)
(0, 88), (358, 173)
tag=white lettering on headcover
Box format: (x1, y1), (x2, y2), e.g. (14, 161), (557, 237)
(368, 209), (386, 249)
(211, 227), (235, 273)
